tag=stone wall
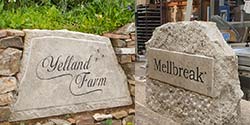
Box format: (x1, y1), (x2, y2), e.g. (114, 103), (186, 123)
(0, 30), (24, 121)
(103, 23), (136, 101)
(0, 26), (135, 122)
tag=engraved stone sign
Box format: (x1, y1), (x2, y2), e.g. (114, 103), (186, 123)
(148, 48), (214, 97)
(10, 30), (132, 121)
(146, 22), (243, 124)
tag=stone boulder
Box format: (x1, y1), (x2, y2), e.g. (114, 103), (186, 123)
(146, 21), (243, 124)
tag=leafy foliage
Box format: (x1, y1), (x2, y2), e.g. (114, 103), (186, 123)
(104, 118), (112, 125)
(0, 0), (134, 34)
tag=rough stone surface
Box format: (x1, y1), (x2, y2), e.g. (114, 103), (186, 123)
(111, 38), (126, 48)
(0, 122), (11, 125)
(129, 84), (135, 97)
(103, 33), (130, 39)
(42, 122), (55, 125)
(241, 99), (250, 124)
(115, 23), (135, 34)
(131, 55), (136, 62)
(125, 39), (132, 42)
(49, 119), (71, 125)
(128, 109), (135, 114)
(67, 118), (76, 124)
(93, 113), (112, 121)
(121, 63), (135, 77)
(131, 33), (135, 41)
(0, 93), (14, 106)
(75, 115), (94, 125)
(136, 103), (179, 125)
(115, 48), (135, 55)
(0, 36), (24, 49)
(126, 40), (135, 48)
(146, 21), (243, 124)
(0, 77), (17, 94)
(35, 122), (42, 125)
(0, 48), (22, 76)
(0, 30), (7, 38)
(112, 119), (122, 125)
(128, 80), (135, 85)
(112, 111), (128, 119)
(11, 30), (132, 121)
(6, 29), (25, 37)
(0, 107), (11, 121)
(117, 55), (132, 64)
(122, 115), (134, 125)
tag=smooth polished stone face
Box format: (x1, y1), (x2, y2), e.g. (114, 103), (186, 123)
(147, 48), (214, 97)
(11, 36), (131, 121)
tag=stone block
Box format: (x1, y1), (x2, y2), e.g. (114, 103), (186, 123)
(0, 107), (11, 121)
(117, 55), (132, 64)
(111, 38), (126, 48)
(128, 80), (135, 85)
(103, 33), (130, 39)
(121, 63), (135, 76)
(129, 84), (135, 97)
(0, 36), (24, 49)
(112, 110), (128, 119)
(128, 109), (135, 114)
(49, 119), (71, 125)
(11, 30), (132, 121)
(0, 77), (17, 94)
(126, 40), (135, 48)
(75, 115), (95, 125)
(131, 55), (136, 62)
(112, 119), (122, 125)
(146, 21), (243, 124)
(0, 93), (14, 106)
(115, 23), (135, 35)
(115, 48), (135, 55)
(93, 113), (112, 121)
(122, 115), (134, 125)
(6, 30), (25, 37)
(130, 33), (135, 41)
(0, 30), (7, 38)
(0, 48), (22, 76)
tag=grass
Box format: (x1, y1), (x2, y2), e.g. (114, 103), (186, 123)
(0, 0), (134, 34)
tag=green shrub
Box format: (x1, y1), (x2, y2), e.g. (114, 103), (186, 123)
(0, 0), (134, 34)
(104, 119), (112, 125)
